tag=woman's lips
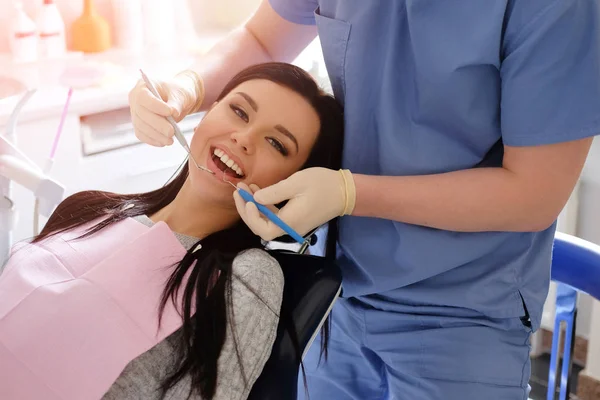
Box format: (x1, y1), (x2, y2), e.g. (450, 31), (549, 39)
(206, 151), (244, 185)
(212, 145), (246, 176)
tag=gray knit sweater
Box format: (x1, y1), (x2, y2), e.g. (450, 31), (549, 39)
(102, 216), (284, 400)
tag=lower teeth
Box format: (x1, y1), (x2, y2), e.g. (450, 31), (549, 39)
(213, 155), (241, 177)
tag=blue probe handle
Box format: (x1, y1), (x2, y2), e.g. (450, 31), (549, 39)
(237, 188), (306, 245)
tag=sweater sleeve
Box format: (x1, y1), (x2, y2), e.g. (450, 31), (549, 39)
(212, 249), (284, 400)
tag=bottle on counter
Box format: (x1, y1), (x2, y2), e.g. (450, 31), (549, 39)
(8, 1), (38, 63)
(71, 0), (112, 53)
(36, 0), (67, 59)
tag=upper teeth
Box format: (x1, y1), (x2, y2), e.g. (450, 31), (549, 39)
(214, 148), (244, 176)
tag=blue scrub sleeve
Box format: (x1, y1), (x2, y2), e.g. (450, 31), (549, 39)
(268, 0), (318, 25)
(500, 0), (600, 146)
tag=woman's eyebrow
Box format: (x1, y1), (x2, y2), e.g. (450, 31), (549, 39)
(236, 92), (258, 112)
(275, 124), (299, 153)
(235, 91), (299, 153)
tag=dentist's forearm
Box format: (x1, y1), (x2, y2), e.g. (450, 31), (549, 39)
(352, 168), (556, 233)
(351, 138), (591, 233)
(188, 1), (317, 111)
(190, 27), (273, 110)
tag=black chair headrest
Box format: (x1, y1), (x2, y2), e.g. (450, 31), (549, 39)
(248, 251), (342, 400)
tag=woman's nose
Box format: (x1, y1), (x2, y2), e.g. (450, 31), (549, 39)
(230, 130), (256, 154)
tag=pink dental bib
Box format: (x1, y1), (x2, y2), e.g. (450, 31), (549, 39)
(0, 218), (189, 400)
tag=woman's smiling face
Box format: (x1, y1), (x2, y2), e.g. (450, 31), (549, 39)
(187, 79), (321, 203)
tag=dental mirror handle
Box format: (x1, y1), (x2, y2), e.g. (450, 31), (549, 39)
(237, 188), (308, 245)
(138, 70), (191, 153)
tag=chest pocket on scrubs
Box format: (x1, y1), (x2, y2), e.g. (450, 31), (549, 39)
(314, 7), (351, 105)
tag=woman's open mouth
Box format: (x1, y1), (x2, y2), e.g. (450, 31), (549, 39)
(209, 147), (245, 179)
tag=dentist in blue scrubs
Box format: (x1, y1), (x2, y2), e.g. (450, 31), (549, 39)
(129, 1), (600, 398)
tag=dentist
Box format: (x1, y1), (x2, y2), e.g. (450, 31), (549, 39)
(129, 1), (600, 398)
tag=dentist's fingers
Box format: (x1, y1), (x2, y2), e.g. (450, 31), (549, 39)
(129, 78), (179, 147)
(233, 190), (262, 237)
(137, 107), (175, 139)
(165, 86), (189, 121)
(133, 113), (173, 146)
(134, 130), (168, 148)
(238, 183), (279, 214)
(130, 79), (174, 115)
(237, 182), (253, 193)
(244, 201), (284, 241)
(136, 86), (174, 117)
(233, 184), (286, 241)
(245, 201), (267, 226)
(233, 189), (279, 240)
(132, 113), (174, 146)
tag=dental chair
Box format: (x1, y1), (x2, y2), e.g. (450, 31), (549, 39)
(248, 230), (342, 400)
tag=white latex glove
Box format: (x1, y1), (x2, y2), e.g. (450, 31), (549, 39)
(233, 168), (356, 241)
(128, 70), (204, 147)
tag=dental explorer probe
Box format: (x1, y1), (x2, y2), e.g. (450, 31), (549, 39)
(139, 69), (214, 175)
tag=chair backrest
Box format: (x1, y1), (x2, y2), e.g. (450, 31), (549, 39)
(552, 232), (600, 300)
(248, 250), (342, 400)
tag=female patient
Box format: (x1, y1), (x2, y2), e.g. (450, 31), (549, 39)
(0, 63), (343, 400)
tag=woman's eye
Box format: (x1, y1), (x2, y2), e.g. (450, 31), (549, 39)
(267, 138), (289, 156)
(230, 105), (248, 122)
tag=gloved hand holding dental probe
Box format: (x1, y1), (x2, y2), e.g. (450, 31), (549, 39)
(233, 168), (356, 241)
(128, 70), (205, 147)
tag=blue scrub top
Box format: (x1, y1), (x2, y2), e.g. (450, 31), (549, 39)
(270, 0), (600, 330)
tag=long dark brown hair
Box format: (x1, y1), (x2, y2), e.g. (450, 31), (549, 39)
(32, 63), (344, 399)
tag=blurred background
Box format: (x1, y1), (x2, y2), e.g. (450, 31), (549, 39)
(0, 0), (292, 92)
(0, 2), (599, 399)
(0, 0), (261, 53)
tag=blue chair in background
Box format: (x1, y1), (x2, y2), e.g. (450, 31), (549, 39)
(547, 232), (600, 400)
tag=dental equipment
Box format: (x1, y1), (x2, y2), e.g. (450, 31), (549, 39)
(1, 90), (65, 266)
(222, 178), (311, 252)
(33, 87), (72, 235)
(1, 89), (35, 265)
(139, 69), (214, 175)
